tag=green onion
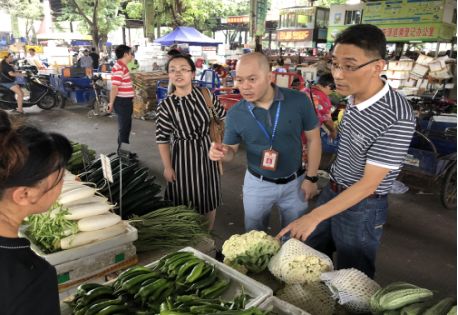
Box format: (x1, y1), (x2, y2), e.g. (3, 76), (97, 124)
(130, 205), (211, 252)
(25, 202), (78, 253)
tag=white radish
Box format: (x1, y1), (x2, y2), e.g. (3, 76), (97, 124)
(60, 222), (126, 249)
(77, 213), (122, 231)
(63, 195), (109, 208)
(61, 183), (85, 194)
(59, 186), (96, 206)
(65, 202), (114, 220)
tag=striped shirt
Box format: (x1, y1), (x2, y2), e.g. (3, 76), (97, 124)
(111, 60), (134, 98)
(331, 82), (415, 194)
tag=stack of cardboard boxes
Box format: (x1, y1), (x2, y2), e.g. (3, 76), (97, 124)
(131, 71), (168, 119)
(384, 54), (455, 96)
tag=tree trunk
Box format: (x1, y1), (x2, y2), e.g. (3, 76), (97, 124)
(122, 27), (126, 45)
(99, 34), (108, 52)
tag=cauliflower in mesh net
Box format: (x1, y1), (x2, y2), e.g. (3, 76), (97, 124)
(269, 238), (333, 284)
(222, 230), (281, 273)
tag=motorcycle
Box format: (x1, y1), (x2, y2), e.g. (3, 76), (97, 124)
(0, 71), (57, 110)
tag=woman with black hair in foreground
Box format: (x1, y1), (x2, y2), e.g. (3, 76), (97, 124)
(0, 110), (72, 315)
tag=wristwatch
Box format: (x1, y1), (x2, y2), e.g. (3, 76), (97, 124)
(304, 174), (319, 183)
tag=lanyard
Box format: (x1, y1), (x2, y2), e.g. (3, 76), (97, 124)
(247, 101), (281, 149)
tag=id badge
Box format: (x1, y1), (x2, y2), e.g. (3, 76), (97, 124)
(261, 149), (279, 171)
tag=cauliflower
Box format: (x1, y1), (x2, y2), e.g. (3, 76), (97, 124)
(268, 238), (333, 284)
(222, 230), (281, 273)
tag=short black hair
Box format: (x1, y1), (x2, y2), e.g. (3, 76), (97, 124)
(317, 73), (334, 87)
(165, 55), (196, 73)
(334, 24), (386, 60)
(0, 110), (72, 197)
(167, 49), (181, 57)
(91, 47), (96, 52)
(115, 45), (132, 59)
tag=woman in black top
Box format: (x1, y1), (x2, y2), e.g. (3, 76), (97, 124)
(0, 110), (72, 315)
(0, 53), (25, 114)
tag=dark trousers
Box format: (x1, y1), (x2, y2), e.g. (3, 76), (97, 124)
(113, 97), (133, 145)
(306, 185), (388, 278)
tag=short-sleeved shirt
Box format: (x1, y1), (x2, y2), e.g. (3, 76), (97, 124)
(331, 82), (415, 194)
(111, 60), (134, 98)
(0, 60), (15, 83)
(224, 85), (318, 178)
(302, 86), (332, 124)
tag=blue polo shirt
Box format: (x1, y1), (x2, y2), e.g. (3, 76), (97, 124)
(224, 85), (318, 178)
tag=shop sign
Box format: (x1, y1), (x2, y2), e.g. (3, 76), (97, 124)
(277, 29), (313, 42)
(327, 23), (455, 43)
(363, 0), (443, 24)
(25, 45), (43, 53)
(227, 16), (249, 24)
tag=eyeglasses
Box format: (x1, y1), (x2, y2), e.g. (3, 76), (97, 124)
(329, 58), (381, 73)
(168, 68), (193, 75)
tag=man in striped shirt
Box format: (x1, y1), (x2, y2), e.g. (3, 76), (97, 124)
(278, 24), (415, 278)
(107, 45), (135, 147)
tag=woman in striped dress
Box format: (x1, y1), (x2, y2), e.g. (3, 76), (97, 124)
(155, 55), (226, 229)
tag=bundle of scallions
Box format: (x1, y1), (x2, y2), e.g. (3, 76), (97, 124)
(130, 205), (211, 252)
(25, 203), (78, 253)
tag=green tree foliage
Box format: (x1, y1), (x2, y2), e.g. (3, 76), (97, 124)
(144, 0), (249, 35)
(182, 0), (249, 34)
(315, 0), (348, 7)
(58, 0), (124, 50)
(0, 0), (43, 42)
(125, 1), (143, 19)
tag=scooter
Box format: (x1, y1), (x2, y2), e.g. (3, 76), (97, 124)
(0, 71), (57, 110)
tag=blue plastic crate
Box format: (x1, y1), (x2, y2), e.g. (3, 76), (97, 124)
(71, 90), (95, 104)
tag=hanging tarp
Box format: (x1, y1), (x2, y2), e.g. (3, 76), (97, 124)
(154, 26), (222, 47)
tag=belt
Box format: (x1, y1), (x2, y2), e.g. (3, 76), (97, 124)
(329, 179), (387, 199)
(248, 168), (305, 185)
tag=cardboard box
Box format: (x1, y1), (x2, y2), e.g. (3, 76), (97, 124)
(411, 64), (429, 77)
(388, 60), (414, 71)
(429, 69), (453, 80)
(385, 70), (410, 80)
(387, 79), (402, 89)
(416, 54), (435, 65)
(403, 78), (418, 88)
(429, 60), (446, 72)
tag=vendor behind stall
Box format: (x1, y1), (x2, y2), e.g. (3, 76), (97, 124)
(0, 110), (72, 315)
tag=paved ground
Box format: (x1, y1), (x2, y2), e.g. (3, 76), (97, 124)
(22, 105), (457, 298)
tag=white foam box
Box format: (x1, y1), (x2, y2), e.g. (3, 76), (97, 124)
(403, 77), (417, 88)
(411, 64), (429, 77)
(56, 242), (136, 287)
(429, 69), (453, 80)
(429, 60), (446, 72)
(145, 247), (273, 308)
(20, 222), (138, 265)
(397, 87), (419, 96)
(388, 60), (414, 71)
(258, 296), (311, 315)
(416, 54), (435, 65)
(385, 70), (410, 80)
(387, 79), (402, 89)
(58, 243), (138, 299)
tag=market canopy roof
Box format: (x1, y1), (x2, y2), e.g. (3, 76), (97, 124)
(154, 26), (222, 47)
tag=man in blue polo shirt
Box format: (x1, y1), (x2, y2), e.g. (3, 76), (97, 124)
(209, 52), (321, 232)
(277, 24), (416, 278)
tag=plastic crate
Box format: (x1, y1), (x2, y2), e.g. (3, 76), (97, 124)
(57, 243), (137, 299)
(145, 247), (273, 309)
(70, 89), (95, 104)
(258, 296), (311, 315)
(19, 222), (138, 265)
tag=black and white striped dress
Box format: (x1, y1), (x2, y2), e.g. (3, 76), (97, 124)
(155, 87), (226, 214)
